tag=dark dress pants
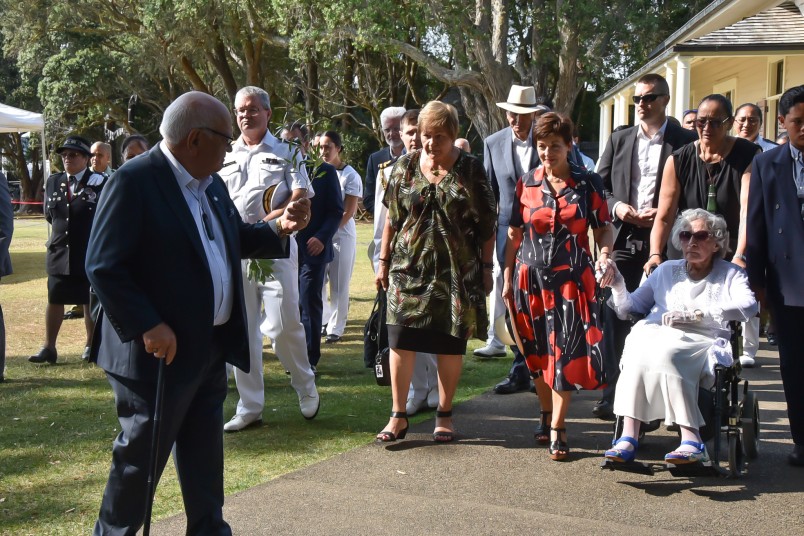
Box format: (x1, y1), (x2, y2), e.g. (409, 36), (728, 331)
(94, 358), (231, 536)
(299, 261), (327, 367)
(770, 297), (804, 446)
(600, 246), (648, 403)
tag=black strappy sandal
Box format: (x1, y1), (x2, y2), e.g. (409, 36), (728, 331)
(376, 411), (409, 443)
(548, 427), (569, 461)
(534, 411), (552, 445)
(433, 410), (455, 442)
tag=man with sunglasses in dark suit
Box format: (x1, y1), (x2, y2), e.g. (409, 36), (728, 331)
(595, 73), (697, 419)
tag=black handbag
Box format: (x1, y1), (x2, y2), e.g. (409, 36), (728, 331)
(364, 290), (391, 385)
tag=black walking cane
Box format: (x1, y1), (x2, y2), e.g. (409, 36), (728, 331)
(143, 357), (167, 536)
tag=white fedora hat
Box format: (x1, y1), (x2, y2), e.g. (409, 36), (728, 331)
(496, 85), (539, 115)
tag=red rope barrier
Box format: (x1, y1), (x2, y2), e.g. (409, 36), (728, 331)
(11, 200), (44, 205)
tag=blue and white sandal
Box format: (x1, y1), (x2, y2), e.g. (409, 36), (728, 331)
(604, 436), (638, 463)
(664, 440), (709, 464)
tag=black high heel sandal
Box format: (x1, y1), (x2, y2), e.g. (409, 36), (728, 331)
(548, 427), (569, 461)
(534, 411), (552, 445)
(376, 411), (409, 443)
(433, 410), (455, 442)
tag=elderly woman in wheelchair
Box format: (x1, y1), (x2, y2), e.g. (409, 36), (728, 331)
(598, 209), (757, 465)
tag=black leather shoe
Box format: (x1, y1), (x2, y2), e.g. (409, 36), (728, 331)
(63, 310), (84, 320)
(324, 334), (341, 344)
(28, 347), (58, 364)
(494, 375), (529, 394)
(767, 333), (777, 346)
(81, 346), (91, 361)
(789, 445), (804, 467)
(592, 399), (614, 419)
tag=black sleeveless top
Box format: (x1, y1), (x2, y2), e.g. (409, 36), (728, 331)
(672, 137), (759, 256)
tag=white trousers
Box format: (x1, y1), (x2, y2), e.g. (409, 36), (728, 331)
(233, 240), (316, 418)
(484, 253), (506, 348)
(323, 226), (356, 337)
(742, 314), (760, 359)
(409, 353), (438, 401)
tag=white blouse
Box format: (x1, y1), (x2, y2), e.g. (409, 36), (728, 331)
(610, 258), (758, 339)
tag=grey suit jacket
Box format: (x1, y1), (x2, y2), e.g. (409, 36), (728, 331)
(596, 122), (697, 247)
(483, 127), (540, 229)
(746, 144), (804, 308)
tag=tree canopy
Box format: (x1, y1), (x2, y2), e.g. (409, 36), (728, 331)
(0, 0), (707, 201)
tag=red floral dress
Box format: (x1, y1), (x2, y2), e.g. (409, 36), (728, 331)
(510, 165), (610, 391)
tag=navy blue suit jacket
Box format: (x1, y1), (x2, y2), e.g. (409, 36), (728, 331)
(297, 162), (343, 265)
(363, 146), (392, 213)
(746, 144), (804, 308)
(86, 147), (288, 382)
(0, 172), (13, 277)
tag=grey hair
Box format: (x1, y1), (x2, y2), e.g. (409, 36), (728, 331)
(380, 106), (406, 126)
(235, 86), (271, 110)
(159, 94), (212, 145)
(670, 208), (729, 258)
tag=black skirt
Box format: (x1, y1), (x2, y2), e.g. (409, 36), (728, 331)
(387, 325), (467, 355)
(48, 274), (91, 305)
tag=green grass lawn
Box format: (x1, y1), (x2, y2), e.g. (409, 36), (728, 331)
(0, 217), (510, 535)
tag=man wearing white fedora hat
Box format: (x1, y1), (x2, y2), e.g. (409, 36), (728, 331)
(479, 85), (549, 394)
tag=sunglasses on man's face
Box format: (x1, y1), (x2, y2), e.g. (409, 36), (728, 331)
(679, 230), (713, 242)
(632, 93), (667, 104)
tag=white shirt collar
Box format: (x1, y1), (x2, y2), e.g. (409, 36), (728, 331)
(637, 119), (668, 142)
(159, 141), (212, 192)
(233, 129), (279, 153)
(511, 128), (532, 147)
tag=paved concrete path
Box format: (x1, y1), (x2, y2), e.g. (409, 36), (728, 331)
(156, 343), (803, 535)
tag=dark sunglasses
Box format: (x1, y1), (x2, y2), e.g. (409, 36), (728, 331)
(632, 93), (667, 104)
(695, 117), (730, 129)
(679, 230), (712, 242)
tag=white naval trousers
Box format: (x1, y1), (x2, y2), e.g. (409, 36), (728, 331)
(233, 239), (317, 418)
(323, 221), (356, 337)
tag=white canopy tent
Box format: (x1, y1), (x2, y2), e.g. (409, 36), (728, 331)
(0, 101), (47, 181)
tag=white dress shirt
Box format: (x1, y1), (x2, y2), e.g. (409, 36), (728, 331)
(221, 130), (312, 225)
(630, 120), (668, 211)
(160, 142), (233, 326)
(511, 129), (534, 179)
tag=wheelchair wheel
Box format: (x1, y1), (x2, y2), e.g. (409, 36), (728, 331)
(741, 391), (760, 459)
(728, 433), (745, 478)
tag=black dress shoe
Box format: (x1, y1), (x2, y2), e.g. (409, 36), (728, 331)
(29, 347), (58, 364)
(494, 375), (529, 394)
(767, 333), (777, 346)
(324, 334), (341, 344)
(592, 399), (614, 419)
(63, 310), (84, 320)
(789, 445), (804, 467)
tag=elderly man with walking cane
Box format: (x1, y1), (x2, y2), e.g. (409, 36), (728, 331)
(86, 91), (309, 535)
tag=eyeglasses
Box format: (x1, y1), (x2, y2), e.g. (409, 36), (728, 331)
(632, 93), (667, 104)
(199, 127), (234, 150)
(695, 117), (730, 129)
(233, 107), (263, 117)
(678, 230), (713, 242)
(735, 116), (760, 125)
(382, 127), (400, 135)
(60, 151), (83, 159)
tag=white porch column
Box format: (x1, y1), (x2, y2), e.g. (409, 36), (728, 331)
(675, 56), (691, 119)
(617, 93), (629, 128)
(664, 62), (676, 118)
(599, 101), (612, 156)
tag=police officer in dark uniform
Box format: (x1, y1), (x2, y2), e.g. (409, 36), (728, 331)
(29, 136), (107, 364)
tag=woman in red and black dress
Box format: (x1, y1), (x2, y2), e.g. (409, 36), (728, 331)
(503, 113), (613, 460)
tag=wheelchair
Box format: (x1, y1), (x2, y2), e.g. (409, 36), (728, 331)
(601, 321), (761, 478)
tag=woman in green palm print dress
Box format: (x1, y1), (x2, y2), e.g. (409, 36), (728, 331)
(375, 101), (496, 443)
